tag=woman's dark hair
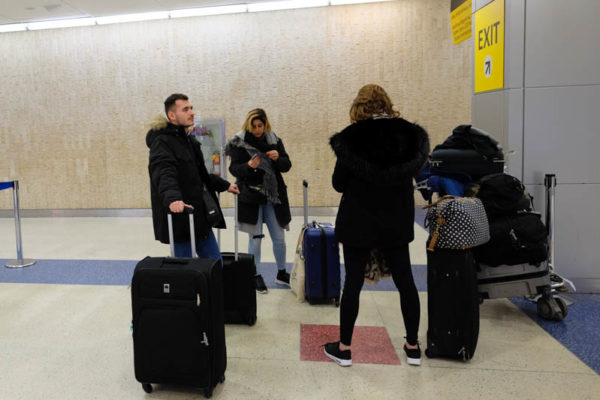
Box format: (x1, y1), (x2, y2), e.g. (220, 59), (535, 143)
(242, 108), (272, 132)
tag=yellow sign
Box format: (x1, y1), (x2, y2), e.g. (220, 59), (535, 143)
(474, 0), (504, 93)
(451, 0), (472, 45)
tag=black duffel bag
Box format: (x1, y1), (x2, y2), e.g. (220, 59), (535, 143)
(474, 212), (548, 267)
(476, 173), (532, 218)
(430, 125), (504, 180)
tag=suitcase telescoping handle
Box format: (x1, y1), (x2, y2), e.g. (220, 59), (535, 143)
(167, 206), (197, 259)
(302, 180), (309, 228)
(215, 193), (240, 261)
(234, 194), (240, 261)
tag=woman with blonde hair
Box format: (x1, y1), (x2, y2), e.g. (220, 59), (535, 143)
(324, 84), (429, 367)
(225, 108), (292, 294)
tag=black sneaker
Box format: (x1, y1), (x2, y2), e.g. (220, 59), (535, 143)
(404, 343), (421, 366)
(275, 269), (290, 287)
(323, 341), (352, 367)
(254, 275), (268, 294)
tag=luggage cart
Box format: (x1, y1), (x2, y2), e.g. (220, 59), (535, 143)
(477, 174), (572, 321)
(417, 170), (573, 321)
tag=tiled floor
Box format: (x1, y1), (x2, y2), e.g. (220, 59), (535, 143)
(0, 214), (598, 400)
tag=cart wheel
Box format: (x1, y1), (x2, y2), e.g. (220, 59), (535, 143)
(142, 383), (153, 393)
(555, 297), (568, 320)
(204, 386), (213, 398)
(218, 375), (226, 383)
(537, 297), (553, 320)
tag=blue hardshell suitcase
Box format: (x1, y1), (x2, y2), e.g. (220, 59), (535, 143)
(302, 181), (341, 306)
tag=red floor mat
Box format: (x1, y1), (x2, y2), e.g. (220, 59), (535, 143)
(300, 324), (401, 365)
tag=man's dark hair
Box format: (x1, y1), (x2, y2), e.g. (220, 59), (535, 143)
(164, 93), (188, 117)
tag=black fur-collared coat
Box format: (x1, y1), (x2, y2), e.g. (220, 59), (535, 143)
(329, 117), (430, 248)
(146, 117), (231, 244)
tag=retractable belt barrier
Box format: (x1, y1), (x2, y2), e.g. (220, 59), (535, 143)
(1, 180), (36, 268)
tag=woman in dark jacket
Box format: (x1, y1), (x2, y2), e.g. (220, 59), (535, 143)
(324, 84), (430, 367)
(225, 109), (292, 294)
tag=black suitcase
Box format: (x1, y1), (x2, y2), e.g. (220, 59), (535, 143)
(222, 195), (257, 325)
(425, 248), (479, 361)
(131, 211), (226, 398)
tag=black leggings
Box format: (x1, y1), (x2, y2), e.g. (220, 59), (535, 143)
(340, 244), (420, 346)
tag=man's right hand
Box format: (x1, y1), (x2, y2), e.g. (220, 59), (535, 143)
(169, 201), (193, 213)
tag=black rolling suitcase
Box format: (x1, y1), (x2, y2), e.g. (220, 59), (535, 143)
(425, 248), (479, 360)
(131, 210), (226, 398)
(222, 195), (257, 325)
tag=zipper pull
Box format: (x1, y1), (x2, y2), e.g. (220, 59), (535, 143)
(201, 332), (210, 346)
(197, 293), (201, 307)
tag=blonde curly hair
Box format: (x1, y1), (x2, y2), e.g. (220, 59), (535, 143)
(349, 84), (400, 123)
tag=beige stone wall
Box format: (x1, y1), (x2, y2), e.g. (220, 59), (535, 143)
(0, 0), (472, 210)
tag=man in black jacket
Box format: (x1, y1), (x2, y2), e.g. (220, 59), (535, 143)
(146, 93), (239, 260)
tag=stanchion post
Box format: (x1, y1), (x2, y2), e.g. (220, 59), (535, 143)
(6, 180), (36, 268)
(544, 174), (556, 273)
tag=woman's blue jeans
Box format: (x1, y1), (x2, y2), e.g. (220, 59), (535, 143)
(248, 202), (286, 275)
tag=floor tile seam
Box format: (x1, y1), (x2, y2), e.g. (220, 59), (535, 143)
(425, 364), (598, 376)
(226, 355), (306, 363)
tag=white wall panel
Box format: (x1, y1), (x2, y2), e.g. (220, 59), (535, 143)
(523, 85), (600, 185)
(525, 0), (600, 87)
(529, 183), (600, 293)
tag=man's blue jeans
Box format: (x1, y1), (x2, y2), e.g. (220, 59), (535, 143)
(173, 229), (223, 266)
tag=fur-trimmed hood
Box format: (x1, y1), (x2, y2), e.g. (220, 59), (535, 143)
(329, 117), (429, 184)
(145, 115), (184, 148)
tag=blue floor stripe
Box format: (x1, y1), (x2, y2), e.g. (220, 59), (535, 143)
(0, 259), (136, 286)
(510, 294), (600, 374)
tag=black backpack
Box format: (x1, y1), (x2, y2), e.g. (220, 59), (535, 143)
(476, 173), (532, 218)
(473, 212), (548, 267)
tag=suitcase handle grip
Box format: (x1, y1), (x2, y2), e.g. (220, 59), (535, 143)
(303, 180), (309, 227)
(167, 206), (197, 259)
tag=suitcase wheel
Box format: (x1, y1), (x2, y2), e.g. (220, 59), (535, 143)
(247, 315), (257, 326)
(204, 386), (213, 398)
(142, 383), (152, 393)
(334, 297), (340, 307)
(556, 297), (568, 319)
(537, 296), (567, 321)
(425, 348), (435, 358)
(218, 375), (226, 383)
